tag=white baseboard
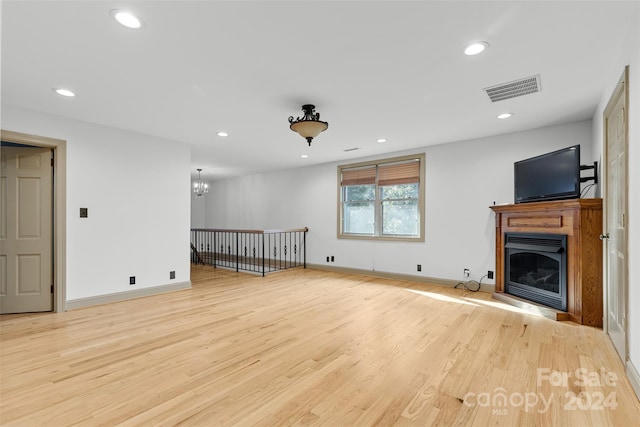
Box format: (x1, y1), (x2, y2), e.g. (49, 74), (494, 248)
(627, 359), (640, 401)
(306, 264), (495, 293)
(66, 281), (191, 310)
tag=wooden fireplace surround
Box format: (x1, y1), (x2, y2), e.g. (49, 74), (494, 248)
(490, 199), (603, 327)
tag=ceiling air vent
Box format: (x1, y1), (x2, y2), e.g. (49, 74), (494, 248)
(484, 74), (541, 102)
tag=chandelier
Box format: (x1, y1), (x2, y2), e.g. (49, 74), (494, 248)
(288, 104), (328, 146)
(193, 168), (208, 198)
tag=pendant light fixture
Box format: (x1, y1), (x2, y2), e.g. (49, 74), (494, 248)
(288, 104), (328, 146)
(193, 168), (208, 198)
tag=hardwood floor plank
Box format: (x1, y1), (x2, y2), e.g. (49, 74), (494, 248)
(1, 265), (639, 426)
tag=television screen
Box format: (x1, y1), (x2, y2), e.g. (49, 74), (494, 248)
(514, 145), (580, 204)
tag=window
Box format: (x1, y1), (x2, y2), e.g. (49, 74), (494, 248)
(338, 154), (425, 241)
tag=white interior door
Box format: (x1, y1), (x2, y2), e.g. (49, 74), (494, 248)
(604, 68), (628, 361)
(0, 145), (53, 313)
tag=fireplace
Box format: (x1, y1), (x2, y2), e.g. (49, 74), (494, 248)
(490, 199), (602, 326)
(504, 232), (567, 311)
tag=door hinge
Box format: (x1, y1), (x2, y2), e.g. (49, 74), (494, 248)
(51, 284), (54, 293)
(51, 158), (54, 167)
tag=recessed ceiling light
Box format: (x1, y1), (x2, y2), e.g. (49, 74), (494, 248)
(497, 113), (513, 119)
(53, 88), (75, 97)
(217, 131), (228, 137)
(111, 10), (143, 29)
(464, 41), (489, 56)
(300, 154), (309, 158)
(376, 138), (387, 143)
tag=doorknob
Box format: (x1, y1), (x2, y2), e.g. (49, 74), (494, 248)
(599, 233), (610, 240)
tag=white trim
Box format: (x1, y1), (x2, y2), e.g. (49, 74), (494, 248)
(627, 360), (640, 401)
(66, 281), (192, 310)
(306, 264), (495, 293)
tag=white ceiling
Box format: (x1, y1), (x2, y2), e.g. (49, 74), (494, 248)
(1, 1), (636, 181)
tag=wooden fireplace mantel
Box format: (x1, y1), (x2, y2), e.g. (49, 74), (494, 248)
(490, 198), (603, 327)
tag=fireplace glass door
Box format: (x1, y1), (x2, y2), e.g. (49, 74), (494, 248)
(505, 233), (567, 311)
(510, 251), (560, 293)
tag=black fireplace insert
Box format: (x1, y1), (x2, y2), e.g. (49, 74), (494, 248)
(504, 232), (567, 311)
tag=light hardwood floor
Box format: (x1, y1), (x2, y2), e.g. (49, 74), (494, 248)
(1, 265), (639, 426)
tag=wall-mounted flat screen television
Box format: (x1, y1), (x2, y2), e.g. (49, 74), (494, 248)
(514, 145), (581, 204)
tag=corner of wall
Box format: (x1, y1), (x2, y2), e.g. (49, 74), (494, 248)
(626, 360), (640, 401)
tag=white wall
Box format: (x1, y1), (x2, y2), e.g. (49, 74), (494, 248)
(1, 105), (192, 301)
(191, 191), (207, 229)
(591, 6), (640, 395)
(205, 120), (593, 284)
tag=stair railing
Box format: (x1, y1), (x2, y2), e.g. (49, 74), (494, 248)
(190, 227), (308, 276)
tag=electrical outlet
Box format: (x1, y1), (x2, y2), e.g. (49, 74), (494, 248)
(331, 256), (335, 262)
(326, 256), (330, 263)
(170, 271), (176, 280)
(129, 276), (136, 285)
(488, 270), (494, 279)
(417, 264), (422, 272)
(464, 268), (470, 278)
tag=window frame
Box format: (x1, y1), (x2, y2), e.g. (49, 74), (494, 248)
(337, 153), (426, 242)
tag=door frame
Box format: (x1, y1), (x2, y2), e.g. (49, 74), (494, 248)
(1, 129), (67, 312)
(601, 66), (629, 357)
